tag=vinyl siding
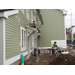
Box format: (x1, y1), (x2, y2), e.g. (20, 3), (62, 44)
(38, 9), (65, 47)
(5, 9), (35, 60)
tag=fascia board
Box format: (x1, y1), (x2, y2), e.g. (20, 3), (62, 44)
(0, 10), (18, 18)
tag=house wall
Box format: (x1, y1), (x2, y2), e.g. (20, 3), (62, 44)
(38, 9), (66, 48)
(5, 9), (35, 61)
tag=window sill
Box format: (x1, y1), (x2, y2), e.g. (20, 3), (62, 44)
(21, 48), (26, 51)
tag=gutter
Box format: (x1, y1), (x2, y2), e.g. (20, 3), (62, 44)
(0, 9), (14, 11)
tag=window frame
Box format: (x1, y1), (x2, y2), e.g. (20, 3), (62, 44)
(31, 10), (33, 23)
(34, 10), (36, 21)
(20, 26), (26, 51)
(26, 9), (29, 20)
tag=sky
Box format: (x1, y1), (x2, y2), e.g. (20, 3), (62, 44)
(65, 9), (75, 28)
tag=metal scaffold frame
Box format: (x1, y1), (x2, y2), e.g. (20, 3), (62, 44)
(35, 9), (43, 61)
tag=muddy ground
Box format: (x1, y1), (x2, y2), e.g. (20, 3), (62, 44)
(24, 47), (75, 65)
(49, 54), (75, 65)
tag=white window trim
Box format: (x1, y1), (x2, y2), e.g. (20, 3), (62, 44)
(34, 9), (36, 20)
(20, 9), (24, 14)
(26, 9), (29, 20)
(21, 26), (26, 51)
(31, 10), (33, 23)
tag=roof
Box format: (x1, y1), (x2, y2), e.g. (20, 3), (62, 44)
(0, 9), (14, 11)
(57, 9), (67, 15)
(0, 9), (66, 24)
(60, 9), (67, 12)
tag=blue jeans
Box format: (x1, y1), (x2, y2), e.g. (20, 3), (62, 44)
(52, 49), (55, 56)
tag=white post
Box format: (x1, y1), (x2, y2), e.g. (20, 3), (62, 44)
(0, 18), (5, 65)
(64, 15), (67, 48)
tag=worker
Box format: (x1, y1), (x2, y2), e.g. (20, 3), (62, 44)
(66, 28), (68, 34)
(51, 42), (57, 57)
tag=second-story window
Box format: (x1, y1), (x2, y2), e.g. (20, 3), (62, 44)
(26, 9), (29, 20)
(31, 10), (33, 23)
(34, 10), (36, 21)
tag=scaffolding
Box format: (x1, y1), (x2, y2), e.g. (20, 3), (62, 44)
(27, 9), (44, 61)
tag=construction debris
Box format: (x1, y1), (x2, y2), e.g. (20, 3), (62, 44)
(24, 46), (75, 65)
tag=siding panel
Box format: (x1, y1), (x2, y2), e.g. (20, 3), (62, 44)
(38, 9), (65, 47)
(5, 14), (21, 59)
(5, 10), (27, 59)
(5, 9), (36, 60)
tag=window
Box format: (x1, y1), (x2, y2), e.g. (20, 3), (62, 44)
(31, 10), (33, 23)
(34, 15), (36, 21)
(26, 9), (29, 20)
(20, 9), (24, 14)
(34, 9), (36, 21)
(21, 27), (26, 51)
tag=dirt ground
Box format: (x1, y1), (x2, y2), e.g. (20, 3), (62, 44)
(24, 47), (75, 65)
(49, 54), (75, 65)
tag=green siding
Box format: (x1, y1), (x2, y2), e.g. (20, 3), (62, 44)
(38, 9), (65, 47)
(5, 9), (35, 60)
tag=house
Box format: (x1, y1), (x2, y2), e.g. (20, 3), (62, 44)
(0, 9), (43, 65)
(38, 9), (67, 49)
(0, 9), (67, 65)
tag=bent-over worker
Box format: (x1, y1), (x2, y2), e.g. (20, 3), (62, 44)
(51, 42), (57, 57)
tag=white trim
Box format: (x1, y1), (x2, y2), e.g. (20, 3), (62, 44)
(34, 9), (36, 13)
(0, 10), (18, 18)
(26, 9), (29, 20)
(5, 51), (28, 65)
(51, 40), (67, 48)
(64, 15), (67, 47)
(38, 46), (67, 49)
(60, 9), (67, 15)
(5, 50), (34, 65)
(3, 18), (5, 65)
(31, 10), (33, 23)
(0, 18), (5, 65)
(38, 47), (51, 49)
(20, 26), (26, 51)
(56, 9), (67, 15)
